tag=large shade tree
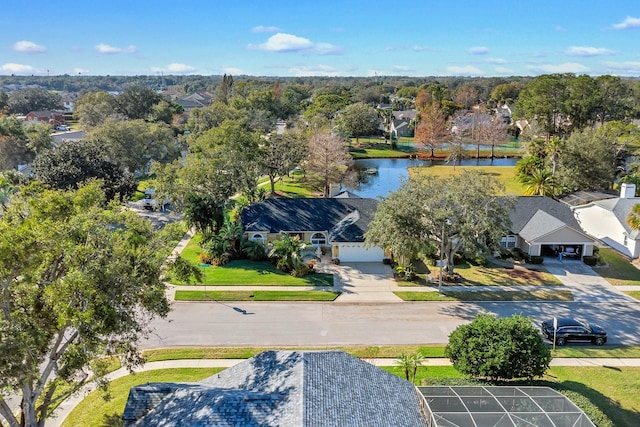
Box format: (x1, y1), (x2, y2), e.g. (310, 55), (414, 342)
(0, 182), (171, 427)
(415, 102), (449, 158)
(365, 170), (513, 272)
(334, 102), (379, 145)
(31, 139), (136, 201)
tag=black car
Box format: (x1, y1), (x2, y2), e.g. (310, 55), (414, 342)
(541, 317), (607, 346)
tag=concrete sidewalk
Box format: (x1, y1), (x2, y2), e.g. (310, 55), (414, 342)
(49, 356), (640, 426)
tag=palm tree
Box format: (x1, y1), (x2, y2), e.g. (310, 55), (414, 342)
(268, 233), (312, 273)
(627, 203), (640, 231)
(521, 169), (557, 197)
(395, 352), (425, 384)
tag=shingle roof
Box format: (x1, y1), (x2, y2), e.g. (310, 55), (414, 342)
(122, 351), (427, 427)
(509, 196), (581, 235)
(240, 198), (379, 243)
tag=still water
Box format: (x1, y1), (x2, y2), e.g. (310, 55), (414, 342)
(346, 157), (518, 199)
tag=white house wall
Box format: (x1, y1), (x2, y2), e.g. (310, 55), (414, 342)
(574, 205), (639, 258)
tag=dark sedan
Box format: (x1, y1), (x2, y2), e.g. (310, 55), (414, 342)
(541, 317), (607, 346)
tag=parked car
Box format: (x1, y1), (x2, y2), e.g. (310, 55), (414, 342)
(541, 317), (607, 346)
(142, 189), (168, 211)
(54, 125), (70, 131)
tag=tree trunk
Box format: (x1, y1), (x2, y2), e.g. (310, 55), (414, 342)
(269, 175), (276, 195)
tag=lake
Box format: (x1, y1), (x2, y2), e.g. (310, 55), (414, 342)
(346, 157), (518, 199)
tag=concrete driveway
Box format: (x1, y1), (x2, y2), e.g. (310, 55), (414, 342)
(543, 258), (634, 303)
(332, 262), (403, 302)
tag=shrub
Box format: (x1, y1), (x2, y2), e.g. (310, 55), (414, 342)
(382, 257), (392, 265)
(197, 252), (213, 265)
(291, 264), (311, 277)
(332, 258), (340, 265)
(529, 255), (544, 264)
(583, 255), (598, 266)
(445, 313), (551, 381)
(242, 240), (266, 261)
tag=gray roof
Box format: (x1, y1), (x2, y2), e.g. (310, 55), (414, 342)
(241, 198), (379, 243)
(509, 196), (583, 239)
(332, 190), (361, 198)
(122, 350), (427, 427)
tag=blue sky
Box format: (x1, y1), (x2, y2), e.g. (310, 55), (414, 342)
(1, 0), (639, 77)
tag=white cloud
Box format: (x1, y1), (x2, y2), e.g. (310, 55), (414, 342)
(94, 43), (137, 54)
(446, 65), (486, 76)
(71, 67), (89, 74)
(288, 64), (342, 76)
(11, 40), (46, 53)
(467, 46), (489, 55)
(494, 66), (515, 74)
(252, 25), (281, 33)
(248, 33), (342, 55)
(485, 57), (507, 64)
(1, 63), (37, 74)
(526, 62), (589, 74)
(150, 63), (196, 74)
(411, 45), (435, 52)
(601, 61), (640, 74)
(391, 65), (415, 73)
(612, 16), (640, 30)
(565, 46), (615, 57)
(221, 66), (244, 74)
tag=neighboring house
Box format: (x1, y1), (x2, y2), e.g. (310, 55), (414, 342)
(24, 110), (65, 126)
(175, 91), (214, 112)
(122, 350), (596, 427)
(122, 350), (428, 426)
(505, 196), (596, 258)
(390, 110), (417, 138)
(571, 183), (640, 258)
(240, 196), (384, 262)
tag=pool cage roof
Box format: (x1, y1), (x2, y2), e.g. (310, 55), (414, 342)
(418, 386), (595, 427)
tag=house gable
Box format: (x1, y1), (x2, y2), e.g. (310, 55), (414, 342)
(123, 351), (427, 426)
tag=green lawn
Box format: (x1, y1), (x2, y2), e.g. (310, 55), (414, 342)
(140, 345), (640, 362)
(272, 174), (318, 197)
(411, 165), (526, 195)
(626, 291), (640, 300)
(595, 248), (640, 286)
(175, 290), (340, 301)
(395, 289), (574, 301)
(61, 365), (640, 427)
(174, 239), (333, 287)
(61, 368), (222, 427)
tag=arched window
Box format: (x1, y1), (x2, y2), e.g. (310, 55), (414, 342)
(310, 232), (327, 245)
(250, 233), (265, 244)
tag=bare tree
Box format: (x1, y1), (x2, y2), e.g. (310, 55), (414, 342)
(479, 116), (509, 159)
(306, 131), (354, 197)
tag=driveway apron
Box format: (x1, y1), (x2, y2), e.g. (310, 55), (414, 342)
(543, 258), (633, 303)
(331, 262), (403, 302)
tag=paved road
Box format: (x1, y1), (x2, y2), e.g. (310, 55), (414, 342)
(143, 298), (640, 349)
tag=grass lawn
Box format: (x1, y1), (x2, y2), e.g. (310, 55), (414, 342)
(61, 368), (222, 427)
(410, 165), (526, 195)
(174, 239), (333, 287)
(349, 142), (413, 159)
(61, 364), (640, 427)
(395, 289), (574, 301)
(272, 174), (318, 197)
(454, 262), (563, 286)
(174, 290), (340, 301)
(626, 291), (640, 300)
(595, 248), (640, 286)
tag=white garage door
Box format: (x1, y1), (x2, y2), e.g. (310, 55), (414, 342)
(336, 244), (384, 262)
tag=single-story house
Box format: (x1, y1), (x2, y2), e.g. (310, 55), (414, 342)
(122, 350), (595, 426)
(240, 196), (384, 262)
(571, 183), (640, 258)
(505, 196), (596, 258)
